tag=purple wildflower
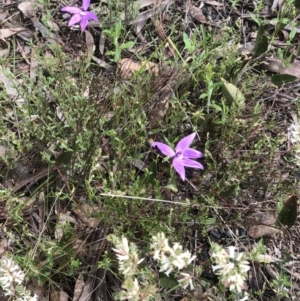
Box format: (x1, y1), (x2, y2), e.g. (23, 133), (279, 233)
(61, 0), (98, 32)
(151, 133), (204, 181)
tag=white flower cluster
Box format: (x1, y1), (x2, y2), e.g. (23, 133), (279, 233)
(111, 235), (144, 276)
(109, 232), (196, 300)
(150, 232), (196, 290)
(117, 277), (146, 301)
(211, 243), (250, 300)
(288, 122), (300, 165)
(0, 257), (38, 301)
(108, 234), (156, 301)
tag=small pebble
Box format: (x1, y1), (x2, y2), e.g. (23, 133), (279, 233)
(239, 227), (247, 236)
(62, 13), (71, 20)
(209, 230), (221, 241)
(225, 228), (234, 238)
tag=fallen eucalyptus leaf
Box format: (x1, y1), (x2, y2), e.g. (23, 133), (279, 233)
(0, 66), (19, 96)
(56, 151), (73, 166)
(254, 26), (269, 56)
(221, 78), (245, 108)
(271, 74), (297, 86)
(220, 184), (239, 198)
(18, 1), (43, 18)
(159, 274), (178, 289)
(256, 254), (280, 264)
(85, 30), (94, 62)
(263, 58), (300, 77)
(188, 3), (207, 23)
(0, 28), (27, 41)
(246, 212), (279, 239)
(276, 195), (298, 227)
(18, 2), (34, 18)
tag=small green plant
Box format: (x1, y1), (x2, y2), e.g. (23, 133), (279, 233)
(269, 272), (291, 300)
(103, 19), (135, 62)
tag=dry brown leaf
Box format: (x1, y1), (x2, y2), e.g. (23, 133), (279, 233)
(18, 1), (41, 18)
(18, 2), (33, 18)
(0, 238), (9, 257)
(45, 18), (60, 32)
(199, 0), (224, 6)
(50, 291), (68, 301)
(31, 285), (47, 301)
(116, 0), (165, 21)
(269, 20), (300, 34)
(263, 58), (300, 77)
(73, 274), (85, 301)
(121, 0), (170, 25)
(0, 145), (7, 158)
(73, 239), (86, 257)
(0, 48), (9, 58)
(131, 159), (148, 171)
(238, 42), (255, 56)
(75, 204), (99, 228)
(77, 281), (94, 301)
(85, 30), (94, 61)
(0, 66), (18, 96)
(17, 29), (33, 41)
(129, 9), (154, 25)
(99, 33), (106, 55)
(134, 6), (163, 24)
(31, 18), (59, 44)
(188, 3), (207, 23)
(246, 212), (279, 239)
(0, 12), (8, 22)
(119, 58), (159, 79)
(137, 0), (164, 9)
(92, 56), (113, 70)
(0, 67), (26, 107)
(17, 40), (31, 65)
(153, 19), (175, 57)
(279, 30), (289, 42)
(59, 291), (69, 301)
(0, 27), (27, 41)
(55, 212), (77, 240)
(0, 143), (15, 159)
(30, 48), (39, 81)
(136, 18), (148, 34)
(50, 291), (59, 301)
(271, 0), (285, 12)
(256, 254), (280, 263)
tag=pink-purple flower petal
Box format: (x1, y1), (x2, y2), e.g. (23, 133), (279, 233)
(68, 14), (82, 26)
(183, 148), (202, 159)
(61, 7), (82, 14)
(80, 19), (88, 31)
(151, 133), (203, 181)
(85, 11), (99, 21)
(82, 0), (91, 11)
(181, 158), (204, 169)
(152, 142), (175, 157)
(172, 157), (186, 181)
(175, 133), (197, 153)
